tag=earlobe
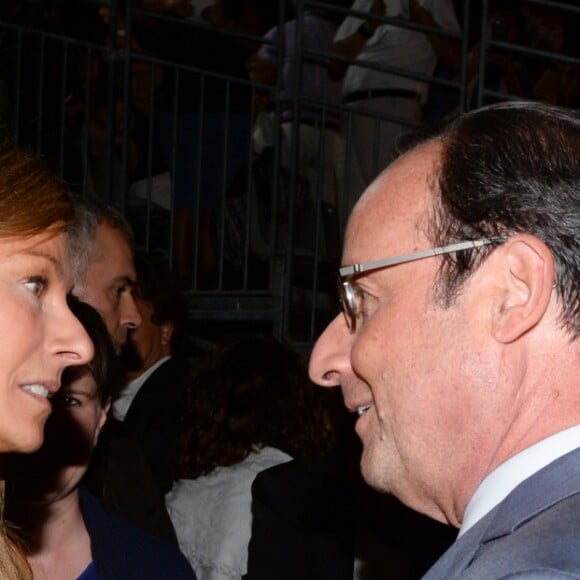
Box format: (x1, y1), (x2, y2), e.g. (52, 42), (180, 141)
(160, 321), (175, 346)
(490, 235), (555, 344)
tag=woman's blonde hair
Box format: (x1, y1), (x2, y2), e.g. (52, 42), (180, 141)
(0, 139), (76, 579)
(0, 482), (31, 579)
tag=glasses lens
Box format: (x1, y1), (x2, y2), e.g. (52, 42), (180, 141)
(337, 277), (355, 332)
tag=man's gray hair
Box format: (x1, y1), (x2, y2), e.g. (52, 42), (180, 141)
(69, 196), (134, 292)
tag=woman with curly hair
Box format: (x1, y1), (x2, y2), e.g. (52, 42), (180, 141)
(166, 335), (338, 580)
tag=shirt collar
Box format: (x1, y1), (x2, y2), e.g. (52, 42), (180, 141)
(113, 355), (172, 421)
(459, 424), (580, 537)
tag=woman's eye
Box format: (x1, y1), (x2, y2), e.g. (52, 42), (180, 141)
(24, 276), (47, 297)
(63, 395), (80, 408)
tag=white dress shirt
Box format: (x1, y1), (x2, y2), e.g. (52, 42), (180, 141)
(113, 355), (172, 421)
(334, 0), (459, 99)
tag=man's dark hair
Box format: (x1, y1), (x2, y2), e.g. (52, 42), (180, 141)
(399, 101), (580, 336)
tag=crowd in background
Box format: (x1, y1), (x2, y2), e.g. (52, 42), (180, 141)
(0, 0), (578, 291)
(0, 3), (579, 578)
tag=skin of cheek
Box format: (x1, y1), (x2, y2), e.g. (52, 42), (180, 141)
(352, 294), (498, 514)
(0, 297), (48, 452)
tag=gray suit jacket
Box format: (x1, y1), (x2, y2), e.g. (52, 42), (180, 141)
(423, 447), (580, 579)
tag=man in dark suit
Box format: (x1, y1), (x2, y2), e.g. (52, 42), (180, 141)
(71, 197), (177, 544)
(309, 101), (580, 578)
(245, 451), (356, 580)
(116, 252), (191, 494)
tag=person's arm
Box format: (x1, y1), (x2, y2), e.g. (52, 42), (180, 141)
(409, 0), (461, 74)
(329, 0), (386, 80)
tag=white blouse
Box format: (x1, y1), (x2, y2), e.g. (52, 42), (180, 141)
(166, 447), (291, 580)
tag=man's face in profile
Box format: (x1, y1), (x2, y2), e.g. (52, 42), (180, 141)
(122, 298), (172, 378)
(76, 222), (142, 354)
(309, 141), (507, 522)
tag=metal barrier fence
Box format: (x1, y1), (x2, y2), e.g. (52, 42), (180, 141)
(0, 0), (578, 351)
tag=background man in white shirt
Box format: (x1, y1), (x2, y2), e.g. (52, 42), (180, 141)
(332, 0), (460, 210)
(116, 251), (191, 494)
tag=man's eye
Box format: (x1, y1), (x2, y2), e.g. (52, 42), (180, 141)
(352, 286), (367, 312)
(24, 276), (47, 297)
(115, 284), (128, 296)
(354, 287), (376, 322)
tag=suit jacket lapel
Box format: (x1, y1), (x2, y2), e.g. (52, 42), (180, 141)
(422, 447), (580, 579)
(421, 506), (498, 580)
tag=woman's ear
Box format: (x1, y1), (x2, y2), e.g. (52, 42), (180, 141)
(489, 235), (555, 343)
(93, 398), (111, 446)
(160, 321), (175, 347)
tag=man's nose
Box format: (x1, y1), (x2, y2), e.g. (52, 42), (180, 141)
(122, 292), (142, 329)
(309, 314), (351, 388)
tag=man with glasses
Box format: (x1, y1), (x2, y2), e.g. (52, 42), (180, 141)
(309, 101), (580, 578)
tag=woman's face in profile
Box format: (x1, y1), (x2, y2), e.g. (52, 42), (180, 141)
(0, 231), (93, 453)
(7, 368), (108, 504)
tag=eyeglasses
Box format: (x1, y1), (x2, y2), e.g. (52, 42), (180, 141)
(338, 238), (504, 333)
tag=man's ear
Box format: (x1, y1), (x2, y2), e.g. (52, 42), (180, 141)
(489, 235), (555, 344)
(160, 321), (175, 346)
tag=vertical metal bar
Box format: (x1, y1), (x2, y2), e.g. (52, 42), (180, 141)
(242, 87), (258, 290)
(342, 109), (354, 233)
(14, 29), (23, 142)
(35, 35), (45, 152)
(309, 109), (328, 342)
(119, 0), (132, 214)
(143, 60), (157, 251)
(81, 47), (92, 197)
(270, 0), (288, 340)
(58, 41), (68, 176)
(477, 0), (491, 108)
(282, 0), (305, 341)
(459, 0), (471, 112)
(217, 80), (232, 290)
(168, 69), (180, 272)
(192, 74), (206, 289)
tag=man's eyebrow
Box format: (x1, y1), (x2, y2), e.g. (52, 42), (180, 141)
(23, 249), (65, 278)
(112, 275), (136, 286)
